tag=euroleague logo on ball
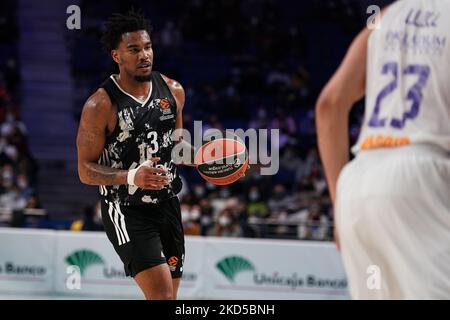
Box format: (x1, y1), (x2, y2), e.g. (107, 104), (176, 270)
(171, 121), (281, 178)
(194, 134), (249, 186)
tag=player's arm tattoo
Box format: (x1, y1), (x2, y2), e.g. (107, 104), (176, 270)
(77, 91), (128, 186)
(76, 124), (98, 147)
(82, 162), (127, 186)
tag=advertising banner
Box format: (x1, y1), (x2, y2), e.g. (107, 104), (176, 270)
(54, 231), (141, 298)
(203, 237), (349, 300)
(0, 228), (55, 294)
(0, 229), (348, 300)
(54, 232), (205, 299)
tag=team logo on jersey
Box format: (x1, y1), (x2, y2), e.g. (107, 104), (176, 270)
(159, 98), (170, 110)
(158, 97), (175, 121)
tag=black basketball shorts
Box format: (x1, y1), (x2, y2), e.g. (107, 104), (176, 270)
(101, 196), (185, 278)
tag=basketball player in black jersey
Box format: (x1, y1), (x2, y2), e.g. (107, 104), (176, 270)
(76, 10), (190, 300)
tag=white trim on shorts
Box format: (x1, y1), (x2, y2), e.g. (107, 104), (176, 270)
(107, 201), (130, 246)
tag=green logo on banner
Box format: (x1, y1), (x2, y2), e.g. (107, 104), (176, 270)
(65, 250), (105, 275)
(216, 256), (255, 283)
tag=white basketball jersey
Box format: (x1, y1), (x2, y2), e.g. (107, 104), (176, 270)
(353, 0), (450, 154)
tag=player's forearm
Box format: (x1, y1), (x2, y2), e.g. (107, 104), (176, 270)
(79, 162), (128, 186)
(316, 103), (350, 205)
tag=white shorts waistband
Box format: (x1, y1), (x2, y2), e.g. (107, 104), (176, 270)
(356, 144), (450, 159)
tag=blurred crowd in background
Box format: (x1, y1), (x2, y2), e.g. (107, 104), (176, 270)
(0, 0), (392, 240)
(0, 0), (41, 228)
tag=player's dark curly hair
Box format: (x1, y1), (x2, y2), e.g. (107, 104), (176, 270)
(101, 9), (152, 52)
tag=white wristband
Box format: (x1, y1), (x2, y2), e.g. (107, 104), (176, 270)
(127, 160), (154, 185)
(127, 168), (138, 185)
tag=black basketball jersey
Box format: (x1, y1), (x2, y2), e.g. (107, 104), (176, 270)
(98, 71), (182, 206)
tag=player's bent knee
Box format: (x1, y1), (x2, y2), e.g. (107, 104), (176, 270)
(145, 289), (173, 300)
(156, 291), (174, 300)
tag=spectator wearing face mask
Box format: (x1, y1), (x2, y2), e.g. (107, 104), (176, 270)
(0, 164), (14, 191)
(192, 183), (206, 200)
(267, 184), (291, 212)
(0, 183), (26, 214)
(247, 186), (268, 218)
(199, 198), (214, 236)
(181, 204), (201, 236)
(16, 173), (33, 198)
(208, 208), (243, 238)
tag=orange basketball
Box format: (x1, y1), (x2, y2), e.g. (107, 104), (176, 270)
(194, 138), (249, 186)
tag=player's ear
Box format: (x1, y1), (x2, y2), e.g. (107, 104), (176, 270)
(111, 50), (120, 65)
